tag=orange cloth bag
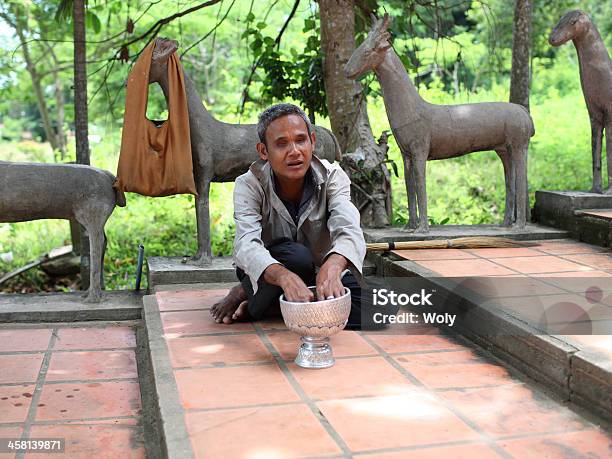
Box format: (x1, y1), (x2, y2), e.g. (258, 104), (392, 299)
(114, 42), (197, 196)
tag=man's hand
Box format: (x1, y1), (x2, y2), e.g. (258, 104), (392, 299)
(316, 253), (348, 300)
(264, 263), (314, 302)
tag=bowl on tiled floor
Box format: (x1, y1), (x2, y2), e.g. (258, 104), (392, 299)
(279, 287), (351, 369)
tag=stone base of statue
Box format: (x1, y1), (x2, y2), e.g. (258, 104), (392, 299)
(533, 191), (612, 247)
(147, 257), (377, 289)
(147, 256), (236, 288)
(362, 223), (569, 244)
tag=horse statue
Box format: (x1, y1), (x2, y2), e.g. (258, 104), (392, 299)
(345, 15), (534, 232)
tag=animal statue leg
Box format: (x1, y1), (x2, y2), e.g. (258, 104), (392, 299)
(100, 231), (107, 291)
(193, 178), (213, 266)
(496, 149), (515, 226)
(590, 118), (603, 193)
(84, 225), (104, 303)
(605, 120), (612, 195)
(402, 152), (418, 230)
(413, 156), (429, 233)
(513, 145), (528, 230)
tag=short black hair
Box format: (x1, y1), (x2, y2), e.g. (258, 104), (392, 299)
(257, 103), (313, 145)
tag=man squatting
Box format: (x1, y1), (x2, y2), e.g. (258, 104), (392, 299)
(211, 103), (367, 328)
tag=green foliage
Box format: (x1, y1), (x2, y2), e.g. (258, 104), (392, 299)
(0, 0), (609, 293)
(241, 14), (327, 121)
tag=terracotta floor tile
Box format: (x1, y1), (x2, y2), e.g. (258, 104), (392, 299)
(186, 404), (341, 458)
(0, 354), (43, 384)
(175, 364), (300, 410)
(167, 334), (273, 367)
(534, 240), (607, 255)
(563, 335), (612, 358)
(27, 424), (145, 459)
(467, 247), (543, 258)
(456, 277), (565, 299)
(531, 272), (612, 295)
(440, 385), (588, 437)
(581, 210), (612, 219)
(392, 249), (476, 261)
(359, 443), (501, 459)
(560, 253), (612, 271)
(46, 350), (137, 381)
(364, 332), (464, 354)
(36, 381), (141, 421)
(0, 328), (52, 352)
(161, 310), (254, 337)
(257, 316), (288, 331)
(394, 350), (513, 389)
(289, 356), (413, 400)
(156, 289), (229, 311)
(486, 294), (612, 330)
(415, 259), (516, 277)
(318, 390), (479, 452)
(266, 330), (378, 360)
(0, 384), (35, 423)
(54, 326), (135, 350)
(499, 429), (612, 458)
(490, 256), (593, 274)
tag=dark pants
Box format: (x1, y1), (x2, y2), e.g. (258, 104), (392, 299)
(236, 241), (363, 329)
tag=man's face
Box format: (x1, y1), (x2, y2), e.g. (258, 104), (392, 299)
(257, 114), (316, 182)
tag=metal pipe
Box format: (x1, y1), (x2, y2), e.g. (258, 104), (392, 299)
(135, 244), (145, 291)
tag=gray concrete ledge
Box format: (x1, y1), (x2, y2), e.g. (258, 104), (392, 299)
(363, 223), (569, 243)
(534, 190), (612, 247)
(148, 257), (376, 288)
(378, 253), (611, 421)
(0, 290), (143, 322)
(570, 348), (612, 420)
(142, 295), (194, 459)
(147, 256), (236, 287)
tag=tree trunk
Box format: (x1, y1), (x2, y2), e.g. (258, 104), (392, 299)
(73, 0), (89, 165)
(73, 0), (91, 288)
(8, 16), (61, 152)
(318, 0), (391, 227)
(42, 42), (67, 161)
(509, 0), (532, 110)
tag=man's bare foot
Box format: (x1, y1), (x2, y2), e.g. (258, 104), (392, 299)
(231, 300), (252, 321)
(210, 284), (247, 324)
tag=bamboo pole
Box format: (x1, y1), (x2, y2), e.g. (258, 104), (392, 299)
(366, 236), (537, 252)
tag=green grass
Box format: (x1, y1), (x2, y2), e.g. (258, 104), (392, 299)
(0, 80), (606, 292)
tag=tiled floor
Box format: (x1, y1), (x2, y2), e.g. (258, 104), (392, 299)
(156, 287), (612, 459)
(579, 210), (612, 220)
(0, 323), (144, 459)
(393, 238), (612, 359)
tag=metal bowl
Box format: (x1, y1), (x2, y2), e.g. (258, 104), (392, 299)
(279, 287), (351, 369)
(279, 286), (351, 338)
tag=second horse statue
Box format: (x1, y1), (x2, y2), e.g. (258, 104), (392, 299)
(148, 38), (341, 265)
(345, 15), (535, 232)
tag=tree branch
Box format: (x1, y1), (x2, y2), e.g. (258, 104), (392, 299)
(238, 0), (301, 114)
(180, 0), (237, 58)
(121, 0), (223, 49)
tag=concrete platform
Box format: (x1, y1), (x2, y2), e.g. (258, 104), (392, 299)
(141, 283), (611, 458)
(147, 256), (236, 288)
(534, 191), (612, 247)
(381, 238), (612, 419)
(363, 223), (569, 243)
(0, 321), (146, 457)
(147, 256), (377, 288)
(0, 290), (143, 322)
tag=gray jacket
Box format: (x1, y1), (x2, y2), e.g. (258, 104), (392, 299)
(232, 155), (366, 294)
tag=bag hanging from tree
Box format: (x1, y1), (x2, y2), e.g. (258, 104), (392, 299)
(114, 41), (197, 196)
